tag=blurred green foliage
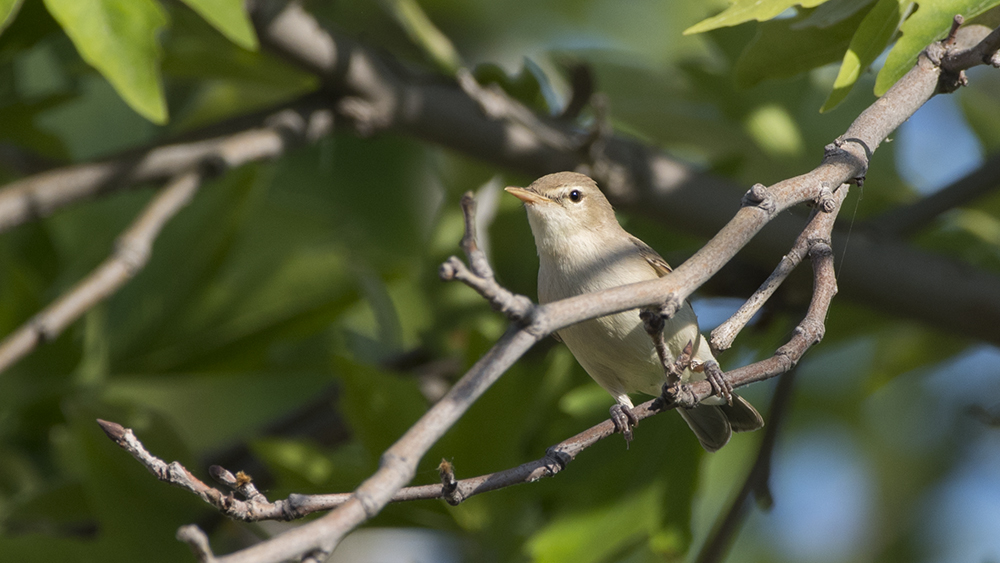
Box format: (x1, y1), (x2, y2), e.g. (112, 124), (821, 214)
(0, 1), (999, 562)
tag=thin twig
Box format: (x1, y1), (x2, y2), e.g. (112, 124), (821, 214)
(0, 95), (333, 233)
(712, 184), (846, 351)
(98, 381), (675, 518)
(438, 192), (534, 322)
(0, 171), (203, 374)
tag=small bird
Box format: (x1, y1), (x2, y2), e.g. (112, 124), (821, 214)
(506, 171), (763, 451)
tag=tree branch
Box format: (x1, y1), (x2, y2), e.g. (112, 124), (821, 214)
(711, 185), (844, 351)
(0, 95), (333, 233)
(0, 171), (203, 374)
(111, 8), (1000, 562)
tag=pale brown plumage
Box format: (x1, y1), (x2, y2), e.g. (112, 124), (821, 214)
(506, 171), (763, 451)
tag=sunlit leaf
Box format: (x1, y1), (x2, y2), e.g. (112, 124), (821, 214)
(685, 0), (830, 34)
(42, 0), (168, 123)
(380, 0), (460, 73)
(875, 0), (1000, 96)
(745, 104), (804, 155)
(527, 483), (664, 563)
(0, 0), (22, 36)
(822, 0), (903, 111)
(179, 0), (257, 50)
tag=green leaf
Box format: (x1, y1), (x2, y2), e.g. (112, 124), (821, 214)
(179, 0), (257, 51)
(0, 0), (22, 36)
(42, 0), (168, 123)
(822, 0), (903, 111)
(792, 0), (876, 28)
(380, 0), (460, 73)
(526, 482), (664, 563)
(104, 373), (332, 452)
(685, 0), (830, 34)
(875, 0), (1000, 95)
(735, 5), (871, 88)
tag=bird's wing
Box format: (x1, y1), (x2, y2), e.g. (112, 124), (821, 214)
(629, 235), (672, 278)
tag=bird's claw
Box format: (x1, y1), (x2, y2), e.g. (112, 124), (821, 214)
(704, 361), (733, 405)
(659, 381), (698, 409)
(665, 340), (695, 382)
(610, 404), (638, 444)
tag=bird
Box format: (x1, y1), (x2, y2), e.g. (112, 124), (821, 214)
(506, 171), (763, 451)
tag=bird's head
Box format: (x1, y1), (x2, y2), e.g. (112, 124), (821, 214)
(505, 172), (617, 255)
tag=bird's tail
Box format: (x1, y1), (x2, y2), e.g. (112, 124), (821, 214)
(678, 394), (763, 452)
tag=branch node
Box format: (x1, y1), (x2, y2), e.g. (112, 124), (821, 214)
(542, 447), (572, 474)
(808, 240), (833, 259)
(817, 183), (839, 213)
(438, 459), (461, 505)
(945, 15), (965, 47)
(302, 548), (333, 563)
(742, 183), (776, 214)
(354, 489), (380, 519)
(30, 316), (55, 344)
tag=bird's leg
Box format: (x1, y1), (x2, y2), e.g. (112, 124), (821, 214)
(672, 339), (695, 376)
(653, 339), (698, 409)
(610, 400), (639, 444)
(640, 308), (687, 385)
(697, 361), (733, 405)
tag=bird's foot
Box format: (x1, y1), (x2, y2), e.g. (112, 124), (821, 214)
(703, 361), (733, 405)
(668, 340), (695, 381)
(659, 381), (698, 409)
(610, 404), (639, 444)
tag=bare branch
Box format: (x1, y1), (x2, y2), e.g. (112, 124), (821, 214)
(712, 185), (847, 351)
(0, 172), (203, 374)
(456, 68), (582, 152)
(0, 95), (333, 233)
(438, 192), (534, 322)
(940, 23), (1000, 74)
(98, 389), (673, 517)
(177, 525), (216, 563)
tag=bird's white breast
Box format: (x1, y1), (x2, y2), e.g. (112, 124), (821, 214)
(536, 236), (705, 398)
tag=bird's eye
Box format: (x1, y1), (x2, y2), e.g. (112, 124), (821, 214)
(569, 189), (582, 202)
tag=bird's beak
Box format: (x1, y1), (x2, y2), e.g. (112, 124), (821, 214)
(505, 186), (551, 205)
